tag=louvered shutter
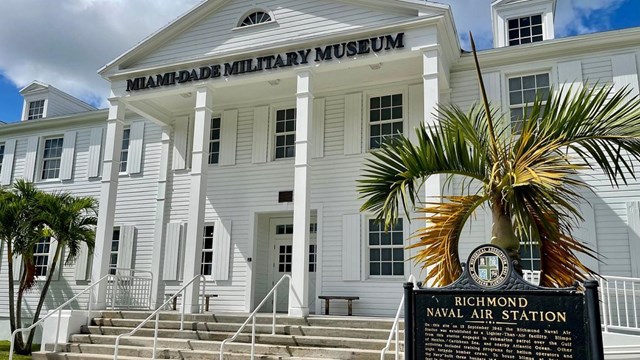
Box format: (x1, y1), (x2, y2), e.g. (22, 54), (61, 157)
(23, 136), (39, 181)
(128, 122), (145, 174)
(1, 139), (16, 185)
(574, 203), (598, 273)
(344, 93), (363, 155)
(557, 60), (583, 100)
(612, 54), (640, 97)
(408, 85), (424, 144)
(172, 116), (189, 170)
(482, 71), (502, 108)
(220, 110), (238, 166)
(252, 106), (269, 164)
(87, 127), (103, 178)
(13, 254), (22, 281)
(213, 220), (232, 281)
(74, 242), (91, 281)
(117, 225), (136, 269)
(342, 214), (362, 281)
(48, 238), (62, 280)
(626, 202), (640, 277)
(312, 98), (325, 159)
(163, 223), (183, 281)
(60, 131), (76, 180)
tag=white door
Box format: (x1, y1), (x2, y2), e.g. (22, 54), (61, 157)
(269, 218), (317, 313)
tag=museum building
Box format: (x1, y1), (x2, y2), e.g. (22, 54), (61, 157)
(1, 0), (640, 332)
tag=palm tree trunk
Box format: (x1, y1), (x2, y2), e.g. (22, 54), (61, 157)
(7, 243), (17, 333)
(490, 202), (522, 273)
(14, 261), (27, 353)
(25, 243), (63, 354)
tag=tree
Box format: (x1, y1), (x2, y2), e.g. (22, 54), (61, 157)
(358, 36), (640, 288)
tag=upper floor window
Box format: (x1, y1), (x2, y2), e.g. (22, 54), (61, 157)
(41, 137), (64, 180)
(0, 143), (5, 174)
(508, 15), (543, 46)
(201, 224), (215, 276)
(109, 227), (121, 275)
(209, 117), (221, 165)
(368, 219), (404, 277)
(508, 73), (550, 133)
(34, 237), (51, 277)
(369, 94), (404, 150)
(241, 11), (272, 27)
(28, 100), (45, 120)
(275, 108), (296, 159)
(520, 239), (541, 271)
(120, 128), (131, 173)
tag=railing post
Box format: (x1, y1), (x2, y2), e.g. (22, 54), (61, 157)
(180, 290), (186, 331)
(395, 321), (399, 360)
(111, 275), (117, 309)
(153, 312), (160, 359)
(9, 331), (16, 360)
(403, 282), (414, 360)
(87, 291), (94, 327)
(585, 280), (604, 360)
(54, 308), (62, 352)
(251, 316), (257, 360)
(272, 287), (277, 335)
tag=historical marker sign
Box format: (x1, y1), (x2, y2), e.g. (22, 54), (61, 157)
(404, 245), (604, 360)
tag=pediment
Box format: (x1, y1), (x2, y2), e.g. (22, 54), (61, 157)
(102, 0), (448, 75)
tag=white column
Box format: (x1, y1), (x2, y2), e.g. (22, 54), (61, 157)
(150, 126), (171, 308)
(423, 49), (442, 202)
(288, 71), (313, 317)
(91, 100), (125, 309)
(182, 87), (213, 313)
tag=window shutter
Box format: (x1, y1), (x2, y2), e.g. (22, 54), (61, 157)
(128, 122), (145, 174)
(213, 219), (232, 281)
(344, 93), (362, 155)
(163, 223), (183, 281)
(612, 54), (640, 97)
(312, 98), (325, 159)
(220, 110), (238, 166)
(74, 242), (91, 281)
(252, 106), (269, 164)
(117, 225), (136, 269)
(1, 139), (16, 185)
(23, 136), (39, 181)
(408, 85), (424, 144)
(60, 131), (76, 181)
(87, 127), (103, 178)
(482, 71), (502, 108)
(574, 203), (598, 273)
(626, 202), (640, 277)
(48, 239), (62, 280)
(557, 60), (583, 99)
(13, 254), (22, 281)
(172, 116), (189, 170)
(342, 214), (361, 281)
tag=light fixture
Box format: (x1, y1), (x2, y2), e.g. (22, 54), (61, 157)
(180, 92), (192, 99)
(268, 79), (281, 86)
(369, 63), (383, 70)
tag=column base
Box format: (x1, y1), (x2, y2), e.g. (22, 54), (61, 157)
(288, 306), (309, 318)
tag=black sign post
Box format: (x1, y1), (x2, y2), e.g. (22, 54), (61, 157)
(404, 245), (604, 360)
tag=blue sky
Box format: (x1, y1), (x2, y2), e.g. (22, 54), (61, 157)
(1, 0), (639, 123)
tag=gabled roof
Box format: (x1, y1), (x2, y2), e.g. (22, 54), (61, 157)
(98, 0), (455, 77)
(19, 80), (50, 94)
(19, 80), (97, 111)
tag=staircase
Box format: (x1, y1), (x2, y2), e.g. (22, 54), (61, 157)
(33, 311), (403, 359)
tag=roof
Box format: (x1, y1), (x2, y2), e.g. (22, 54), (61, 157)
(19, 80), (97, 111)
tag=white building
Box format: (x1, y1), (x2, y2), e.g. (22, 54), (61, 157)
(1, 0), (640, 333)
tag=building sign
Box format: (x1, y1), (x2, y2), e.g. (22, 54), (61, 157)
(126, 32), (406, 92)
(403, 245), (605, 360)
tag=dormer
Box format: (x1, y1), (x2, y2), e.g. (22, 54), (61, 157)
(19, 81), (96, 121)
(492, 0), (556, 48)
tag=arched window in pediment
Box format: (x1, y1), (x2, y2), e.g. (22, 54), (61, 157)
(240, 11), (272, 27)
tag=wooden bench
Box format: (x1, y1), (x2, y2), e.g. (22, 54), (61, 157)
(318, 295), (359, 316)
(165, 294), (218, 311)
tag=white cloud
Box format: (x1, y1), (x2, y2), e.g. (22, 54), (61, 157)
(0, 0), (632, 109)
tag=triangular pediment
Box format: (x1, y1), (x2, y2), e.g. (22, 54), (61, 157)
(19, 81), (50, 95)
(101, 0), (449, 75)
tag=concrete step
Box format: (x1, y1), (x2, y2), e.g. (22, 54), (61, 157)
(88, 318), (401, 340)
(97, 311), (404, 330)
(43, 340), (397, 359)
(70, 332), (401, 352)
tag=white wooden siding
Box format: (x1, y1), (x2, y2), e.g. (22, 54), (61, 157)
(0, 139), (16, 185)
(87, 127), (103, 178)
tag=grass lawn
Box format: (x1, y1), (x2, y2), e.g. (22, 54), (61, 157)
(0, 341), (37, 360)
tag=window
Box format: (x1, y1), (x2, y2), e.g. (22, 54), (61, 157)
(201, 225), (215, 276)
(520, 240), (541, 271)
(33, 237), (51, 277)
(278, 245), (293, 273)
(0, 143), (5, 174)
(508, 73), (550, 133)
(276, 224), (294, 235)
(109, 228), (120, 275)
(209, 117), (221, 165)
(241, 11), (272, 27)
(41, 137), (64, 180)
(275, 108), (296, 159)
(368, 219), (404, 277)
(119, 128), (131, 173)
(27, 100), (45, 120)
(508, 15), (543, 46)
(309, 244), (317, 273)
(369, 94), (404, 149)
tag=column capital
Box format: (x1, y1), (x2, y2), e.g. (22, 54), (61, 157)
(296, 71), (315, 97)
(195, 86), (214, 112)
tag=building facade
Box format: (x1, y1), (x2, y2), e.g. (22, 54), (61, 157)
(1, 0), (640, 333)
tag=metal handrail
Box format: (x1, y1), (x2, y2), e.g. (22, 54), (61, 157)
(600, 275), (640, 334)
(108, 268), (154, 310)
(113, 274), (205, 360)
(219, 274), (291, 360)
(9, 274), (113, 360)
(380, 275), (418, 360)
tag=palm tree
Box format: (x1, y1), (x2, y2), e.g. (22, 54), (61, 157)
(23, 191), (98, 351)
(359, 36), (640, 288)
(0, 188), (21, 344)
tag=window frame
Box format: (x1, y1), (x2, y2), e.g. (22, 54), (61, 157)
(506, 14), (544, 46)
(33, 237), (52, 280)
(235, 9), (276, 29)
(364, 87), (408, 152)
(365, 217), (407, 280)
(119, 127), (131, 175)
(270, 103), (297, 161)
(520, 239), (541, 272)
(0, 142), (5, 175)
(208, 115), (222, 166)
(503, 69), (554, 134)
(27, 99), (46, 120)
(39, 136), (65, 181)
(201, 223), (216, 280)
(109, 227), (121, 276)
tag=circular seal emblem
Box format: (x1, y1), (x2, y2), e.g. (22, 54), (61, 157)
(467, 245), (511, 289)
